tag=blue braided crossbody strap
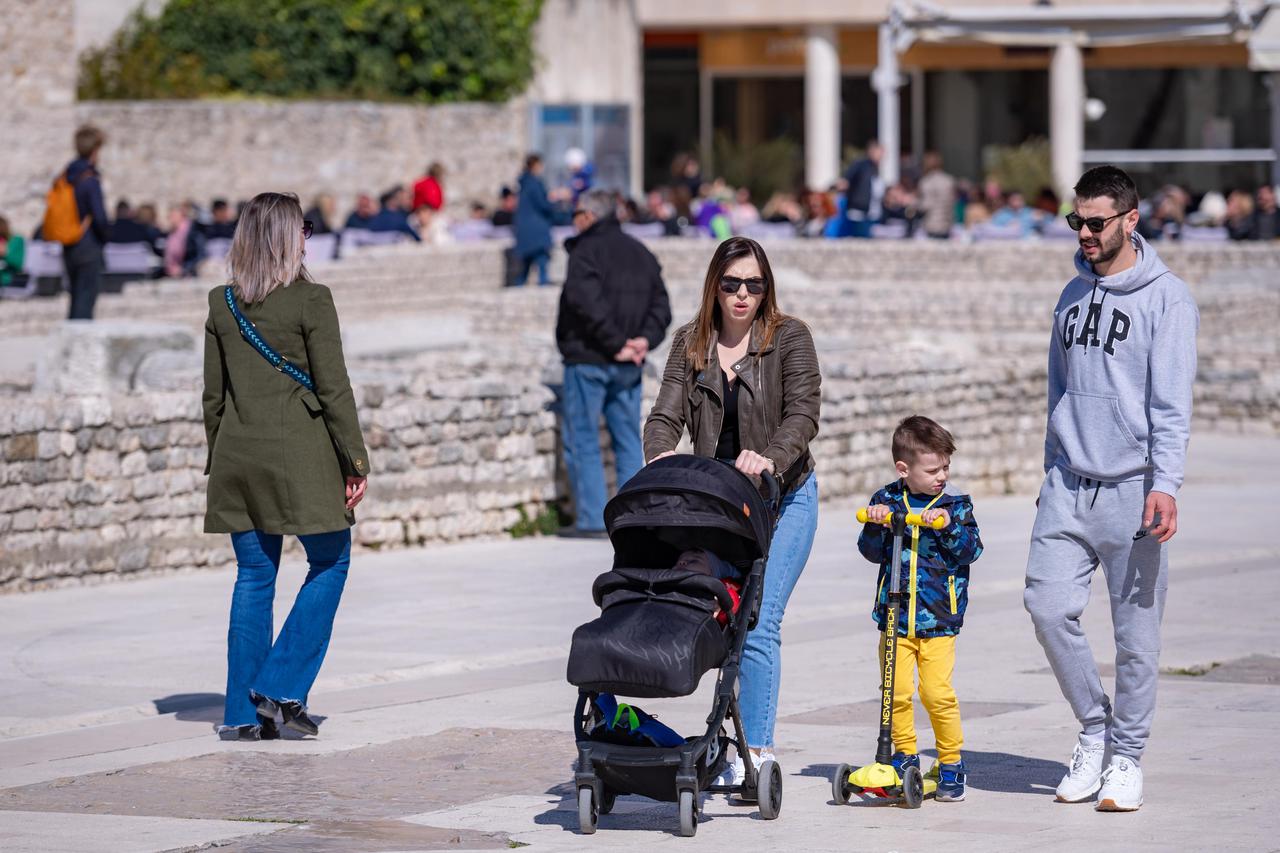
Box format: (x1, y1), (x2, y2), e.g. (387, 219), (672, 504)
(224, 286), (316, 392)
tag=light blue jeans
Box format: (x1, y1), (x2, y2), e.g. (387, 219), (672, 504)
(740, 474), (819, 748)
(561, 363), (644, 531)
(223, 528), (351, 727)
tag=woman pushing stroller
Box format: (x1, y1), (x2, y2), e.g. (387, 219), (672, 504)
(645, 236), (822, 791)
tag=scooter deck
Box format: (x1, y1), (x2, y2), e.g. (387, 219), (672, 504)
(848, 776), (938, 800)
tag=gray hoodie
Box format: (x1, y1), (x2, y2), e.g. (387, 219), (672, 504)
(1044, 233), (1199, 497)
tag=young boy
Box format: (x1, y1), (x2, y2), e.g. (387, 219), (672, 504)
(858, 415), (983, 801)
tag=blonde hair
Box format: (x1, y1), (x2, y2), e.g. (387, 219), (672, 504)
(227, 192), (311, 303)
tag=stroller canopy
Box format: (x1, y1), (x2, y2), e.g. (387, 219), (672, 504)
(604, 455), (774, 571)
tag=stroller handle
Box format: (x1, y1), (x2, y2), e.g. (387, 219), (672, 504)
(856, 508), (946, 530)
(760, 470), (782, 514)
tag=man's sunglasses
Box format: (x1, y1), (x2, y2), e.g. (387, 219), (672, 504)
(1065, 210), (1130, 233)
(302, 220), (314, 240)
(720, 276), (768, 295)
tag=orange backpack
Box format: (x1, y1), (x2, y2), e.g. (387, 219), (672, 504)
(43, 173), (88, 245)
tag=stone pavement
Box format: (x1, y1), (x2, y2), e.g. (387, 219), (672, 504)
(1, 432), (1278, 852)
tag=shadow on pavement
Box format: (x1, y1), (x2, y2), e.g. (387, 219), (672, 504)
(152, 692), (223, 723)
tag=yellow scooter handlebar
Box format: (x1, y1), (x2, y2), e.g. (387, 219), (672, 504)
(856, 508), (946, 530)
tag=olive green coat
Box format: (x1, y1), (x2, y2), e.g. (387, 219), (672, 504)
(202, 280), (370, 535)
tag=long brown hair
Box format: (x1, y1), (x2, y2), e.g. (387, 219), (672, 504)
(687, 236), (787, 370)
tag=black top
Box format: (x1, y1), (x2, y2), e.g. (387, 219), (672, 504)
(555, 217), (672, 365)
(714, 369), (740, 460)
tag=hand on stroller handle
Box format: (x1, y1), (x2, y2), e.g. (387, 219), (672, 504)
(856, 507), (947, 530)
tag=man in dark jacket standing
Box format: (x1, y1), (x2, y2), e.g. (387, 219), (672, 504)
(555, 190), (671, 537)
(842, 139), (884, 239)
(62, 125), (111, 319)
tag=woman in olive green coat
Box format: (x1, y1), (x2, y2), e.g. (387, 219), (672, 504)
(203, 192), (370, 741)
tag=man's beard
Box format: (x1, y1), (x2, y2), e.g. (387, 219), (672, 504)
(1082, 226), (1127, 265)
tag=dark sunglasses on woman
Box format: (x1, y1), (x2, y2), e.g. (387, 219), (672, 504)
(302, 220), (314, 240)
(720, 275), (768, 295)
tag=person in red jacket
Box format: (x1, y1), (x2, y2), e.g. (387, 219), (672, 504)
(413, 162), (445, 212)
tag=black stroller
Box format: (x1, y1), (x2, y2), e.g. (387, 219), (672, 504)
(565, 455), (782, 837)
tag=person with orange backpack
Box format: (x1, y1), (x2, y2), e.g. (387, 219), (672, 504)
(45, 125), (111, 319)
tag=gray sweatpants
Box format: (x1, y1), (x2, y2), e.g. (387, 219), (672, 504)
(1023, 466), (1168, 760)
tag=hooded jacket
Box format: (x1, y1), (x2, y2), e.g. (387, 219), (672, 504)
(858, 480), (983, 638)
(1045, 233), (1199, 497)
(65, 158), (110, 247)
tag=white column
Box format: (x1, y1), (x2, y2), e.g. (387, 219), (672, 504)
(1270, 72), (1280, 187)
(874, 21), (901, 187)
(805, 24), (841, 190)
(1050, 39), (1085, 200)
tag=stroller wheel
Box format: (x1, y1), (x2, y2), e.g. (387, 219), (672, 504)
(678, 789), (697, 837)
(901, 765), (924, 809)
(757, 759), (783, 820)
(599, 788), (617, 815)
(578, 786), (598, 834)
(832, 763), (853, 805)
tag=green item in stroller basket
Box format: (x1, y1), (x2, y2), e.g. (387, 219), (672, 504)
(590, 693), (684, 748)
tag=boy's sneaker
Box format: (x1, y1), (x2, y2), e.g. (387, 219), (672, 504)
(929, 760), (967, 802)
(1056, 739), (1107, 803)
(891, 751), (920, 778)
(1096, 756), (1143, 812)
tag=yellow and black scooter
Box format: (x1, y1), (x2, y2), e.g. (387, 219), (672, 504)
(832, 507), (945, 809)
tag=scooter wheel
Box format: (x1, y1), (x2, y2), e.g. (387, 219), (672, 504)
(678, 789), (697, 837)
(757, 759), (783, 820)
(578, 786), (598, 834)
(901, 765), (924, 809)
(832, 763), (853, 805)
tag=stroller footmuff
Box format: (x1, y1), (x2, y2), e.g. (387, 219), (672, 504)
(565, 455), (784, 837)
(567, 568), (732, 698)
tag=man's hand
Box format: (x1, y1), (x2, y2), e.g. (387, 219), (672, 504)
(613, 343), (638, 363)
(1143, 490), (1178, 543)
(734, 449), (775, 477)
(864, 504), (890, 524)
(345, 476), (368, 510)
(648, 450), (677, 464)
(921, 508), (951, 528)
(625, 337), (650, 363)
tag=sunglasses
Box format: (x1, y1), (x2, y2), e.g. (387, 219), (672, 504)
(1065, 210), (1130, 233)
(302, 220), (314, 240)
(720, 275), (768, 295)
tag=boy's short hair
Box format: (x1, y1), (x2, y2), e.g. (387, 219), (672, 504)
(892, 415), (956, 463)
(74, 125), (105, 159)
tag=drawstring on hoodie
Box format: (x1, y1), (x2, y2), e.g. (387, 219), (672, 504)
(1084, 280), (1108, 354)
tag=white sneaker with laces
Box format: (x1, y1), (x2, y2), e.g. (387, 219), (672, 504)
(1056, 739), (1107, 803)
(714, 755), (744, 790)
(1096, 756), (1143, 812)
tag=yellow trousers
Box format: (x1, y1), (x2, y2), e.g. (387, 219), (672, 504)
(877, 633), (963, 764)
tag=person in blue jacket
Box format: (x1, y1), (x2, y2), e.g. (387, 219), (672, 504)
(514, 154), (569, 286)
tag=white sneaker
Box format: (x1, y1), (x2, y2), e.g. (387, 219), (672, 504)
(1096, 756), (1143, 812)
(714, 755), (744, 790)
(1056, 740), (1107, 803)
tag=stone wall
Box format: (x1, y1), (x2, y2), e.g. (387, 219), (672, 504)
(75, 99), (528, 224)
(0, 0), (76, 234)
(1, 241), (1277, 592)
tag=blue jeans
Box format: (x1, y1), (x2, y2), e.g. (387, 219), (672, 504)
(561, 362), (644, 532)
(519, 250), (551, 286)
(740, 474), (819, 748)
(224, 529), (352, 727)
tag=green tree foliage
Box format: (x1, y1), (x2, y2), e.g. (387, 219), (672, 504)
(79, 0), (544, 103)
(709, 132), (802, 205)
(984, 138), (1055, 199)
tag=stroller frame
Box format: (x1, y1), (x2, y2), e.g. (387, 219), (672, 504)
(571, 461), (783, 837)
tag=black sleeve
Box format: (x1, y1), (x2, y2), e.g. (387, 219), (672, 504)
(639, 256), (672, 350)
(82, 175), (111, 243)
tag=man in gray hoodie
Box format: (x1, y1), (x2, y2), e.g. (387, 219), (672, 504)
(1024, 166), (1198, 813)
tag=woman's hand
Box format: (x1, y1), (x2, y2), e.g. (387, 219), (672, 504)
(647, 450), (677, 464)
(734, 450), (775, 478)
(345, 476), (367, 510)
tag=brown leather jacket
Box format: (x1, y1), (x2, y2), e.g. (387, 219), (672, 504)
(644, 316), (821, 493)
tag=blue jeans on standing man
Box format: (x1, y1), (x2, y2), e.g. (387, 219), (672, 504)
(740, 473), (819, 748)
(561, 362), (644, 532)
(223, 528), (352, 727)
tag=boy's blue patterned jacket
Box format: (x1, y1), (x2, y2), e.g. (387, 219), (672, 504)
(857, 480), (983, 638)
